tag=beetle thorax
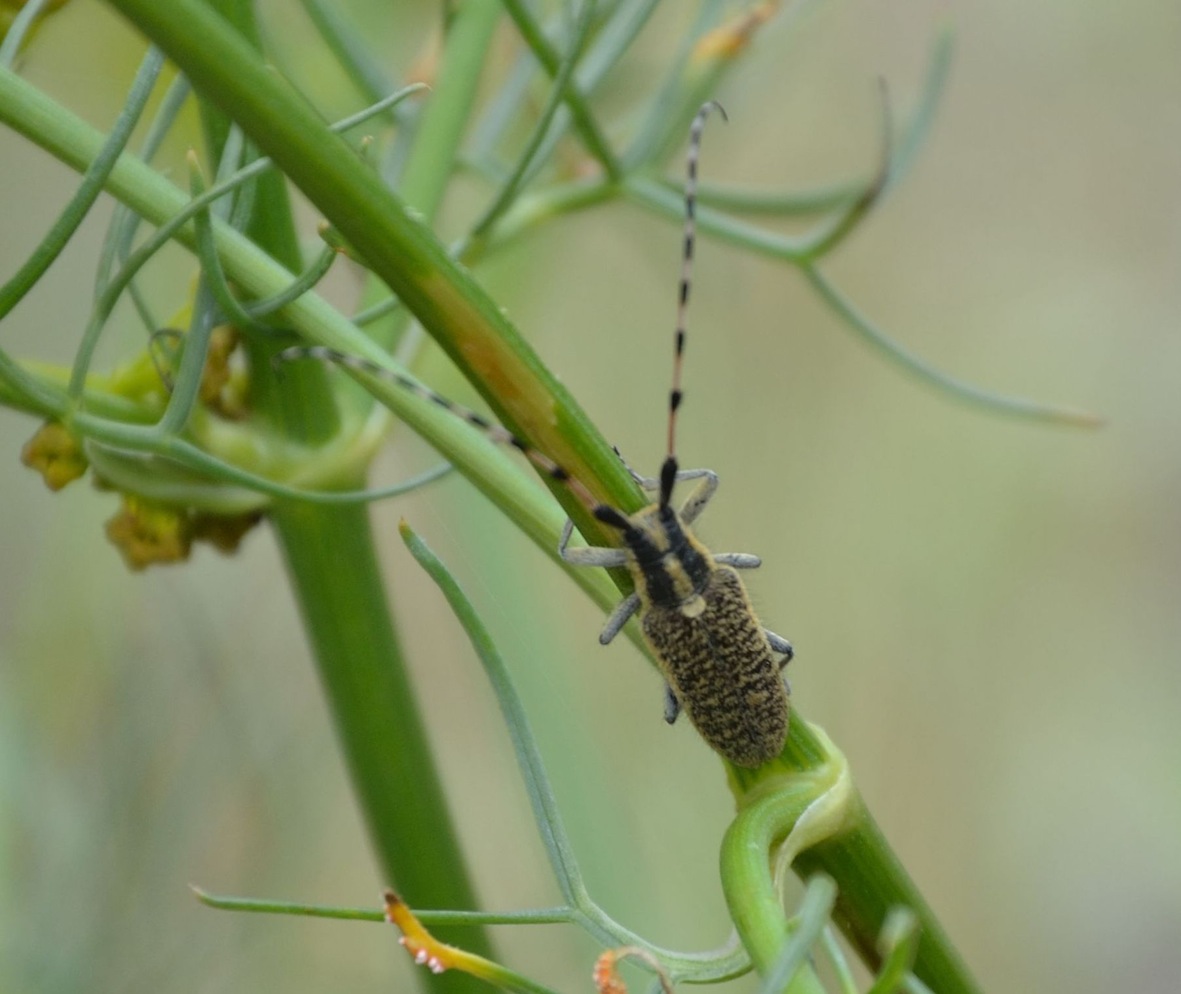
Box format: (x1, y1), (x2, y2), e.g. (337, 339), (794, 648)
(619, 503), (715, 615)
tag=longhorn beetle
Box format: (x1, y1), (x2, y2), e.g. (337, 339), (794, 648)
(280, 103), (794, 767)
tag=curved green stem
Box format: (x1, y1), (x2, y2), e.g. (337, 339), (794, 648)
(498, 0), (620, 179)
(0, 46), (162, 325)
(469, 0), (595, 240)
(101, 0), (642, 557)
(187, 154), (276, 336)
(721, 727), (852, 988)
(293, 0), (397, 110)
(802, 263), (1101, 427)
(400, 523), (750, 983)
(0, 0), (53, 65)
(790, 792), (983, 994)
(245, 243), (337, 317)
(400, 522), (588, 910)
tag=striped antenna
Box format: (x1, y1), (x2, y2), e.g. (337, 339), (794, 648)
(278, 107), (729, 533)
(663, 100), (726, 508)
(273, 345), (609, 516)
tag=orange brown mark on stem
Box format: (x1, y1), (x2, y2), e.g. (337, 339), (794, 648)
(692, 1), (781, 62)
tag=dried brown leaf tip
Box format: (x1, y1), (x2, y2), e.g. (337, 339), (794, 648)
(593, 947), (675, 994)
(693, 1), (780, 62)
(383, 890), (457, 976)
(21, 421), (89, 491)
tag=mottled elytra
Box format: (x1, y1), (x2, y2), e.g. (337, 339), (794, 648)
(280, 102), (793, 767)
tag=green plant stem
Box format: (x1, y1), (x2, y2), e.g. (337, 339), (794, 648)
(271, 500), (495, 991)
(0, 60), (984, 989)
(721, 746), (845, 992)
(0, 46), (162, 323)
(399, 522), (586, 910)
(100, 0), (641, 552)
(193, 887), (574, 926)
(200, 0), (301, 274)
(791, 795), (980, 994)
(355, 0), (501, 359)
(497, 0), (620, 179)
(723, 722), (982, 994)
(199, 4), (501, 988)
(469, 0), (595, 240)
(195, 0), (316, 429)
(757, 877), (837, 994)
(294, 0), (397, 109)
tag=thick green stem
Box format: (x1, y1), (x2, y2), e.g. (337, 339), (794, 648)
(721, 732), (848, 993)
(193, 3), (501, 989)
(724, 724), (983, 994)
(257, 9), (506, 988)
(99, 0), (639, 552)
(197, 0), (323, 429)
(5, 5), (989, 988)
(792, 796), (981, 994)
(271, 499), (494, 992)
(358, 0), (501, 354)
(66, 4), (502, 989)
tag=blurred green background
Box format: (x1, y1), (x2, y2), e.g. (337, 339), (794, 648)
(2, 1), (1179, 992)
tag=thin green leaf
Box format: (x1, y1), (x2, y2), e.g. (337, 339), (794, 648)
(0, 0), (53, 66)
(499, 0), (621, 179)
(802, 263), (1101, 428)
(0, 47), (163, 324)
(866, 908), (919, 994)
(399, 522), (588, 908)
(93, 70), (190, 313)
(886, 19), (954, 199)
(757, 876), (837, 994)
(191, 886), (573, 926)
(293, 0), (399, 110)
(819, 927), (859, 994)
(187, 153), (276, 336)
(689, 178), (861, 218)
(623, 171), (876, 265)
(471, 0), (597, 239)
(244, 243), (337, 317)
